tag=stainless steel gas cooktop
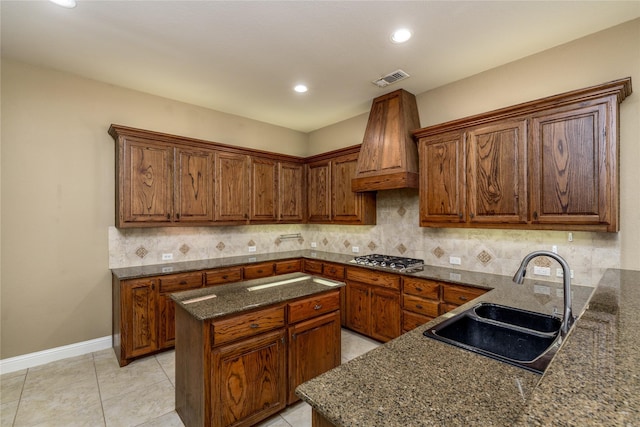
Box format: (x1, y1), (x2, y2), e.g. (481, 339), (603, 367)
(351, 254), (424, 272)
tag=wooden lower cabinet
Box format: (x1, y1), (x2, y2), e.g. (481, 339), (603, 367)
(288, 311), (341, 404)
(212, 329), (287, 427)
(345, 267), (401, 342)
(114, 277), (158, 363)
(175, 290), (341, 427)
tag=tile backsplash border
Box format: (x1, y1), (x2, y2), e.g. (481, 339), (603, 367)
(108, 190), (620, 287)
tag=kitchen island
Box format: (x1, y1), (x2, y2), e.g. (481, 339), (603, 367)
(170, 272), (345, 427)
(296, 268), (640, 426)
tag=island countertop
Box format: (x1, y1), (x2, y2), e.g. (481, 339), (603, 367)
(170, 272), (344, 321)
(296, 268), (639, 426)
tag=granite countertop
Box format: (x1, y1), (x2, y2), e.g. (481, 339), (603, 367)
(170, 272), (344, 321)
(296, 268), (640, 426)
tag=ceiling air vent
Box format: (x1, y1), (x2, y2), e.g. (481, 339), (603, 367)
(372, 69), (410, 88)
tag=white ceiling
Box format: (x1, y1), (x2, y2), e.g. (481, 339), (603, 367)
(2, 0), (639, 132)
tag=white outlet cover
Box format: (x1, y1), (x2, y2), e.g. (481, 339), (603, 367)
(248, 246), (257, 253)
(162, 253), (173, 261)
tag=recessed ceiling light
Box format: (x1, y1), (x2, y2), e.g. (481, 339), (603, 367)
(391, 28), (412, 44)
(49, 0), (77, 8)
(294, 84), (308, 93)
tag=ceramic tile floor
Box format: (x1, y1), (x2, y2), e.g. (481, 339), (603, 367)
(0, 329), (380, 427)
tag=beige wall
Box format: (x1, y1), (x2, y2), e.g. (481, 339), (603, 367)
(2, 18), (639, 360)
(0, 61), (307, 359)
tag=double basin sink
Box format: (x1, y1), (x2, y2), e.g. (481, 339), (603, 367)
(424, 302), (563, 373)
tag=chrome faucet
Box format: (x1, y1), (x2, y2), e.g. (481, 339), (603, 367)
(513, 250), (574, 335)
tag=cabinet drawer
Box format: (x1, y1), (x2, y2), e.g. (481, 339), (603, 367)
(275, 259), (302, 275)
(403, 277), (440, 299)
(288, 291), (340, 324)
(243, 262), (275, 280)
(212, 305), (285, 347)
(442, 284), (487, 306)
(402, 310), (433, 332)
(158, 272), (203, 293)
(323, 263), (345, 280)
(346, 267), (400, 290)
(303, 260), (323, 275)
(402, 295), (440, 318)
(204, 267), (243, 286)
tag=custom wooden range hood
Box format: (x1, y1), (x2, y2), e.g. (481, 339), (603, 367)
(352, 89), (421, 192)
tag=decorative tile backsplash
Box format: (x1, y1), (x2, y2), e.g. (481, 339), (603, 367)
(109, 189), (620, 286)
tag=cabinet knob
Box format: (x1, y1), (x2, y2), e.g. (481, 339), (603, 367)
(416, 304), (424, 309)
(250, 323), (259, 329)
(458, 213), (463, 219)
(167, 213), (171, 220)
(459, 296), (468, 301)
(470, 213), (475, 219)
(176, 213), (180, 220)
(221, 275), (228, 280)
(533, 211), (539, 220)
(313, 304), (323, 310)
(415, 287), (423, 292)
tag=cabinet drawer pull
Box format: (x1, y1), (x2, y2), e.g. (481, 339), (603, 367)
(180, 281), (187, 285)
(415, 287), (423, 292)
(416, 304), (424, 309)
(250, 323), (260, 329)
(459, 296), (468, 301)
(222, 275), (228, 280)
(313, 304), (323, 310)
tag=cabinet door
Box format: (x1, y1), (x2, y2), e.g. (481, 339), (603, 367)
(250, 157), (278, 222)
(332, 152), (376, 224)
(121, 139), (173, 224)
(215, 152), (249, 222)
(158, 294), (175, 349)
(288, 311), (341, 404)
(174, 147), (214, 222)
(345, 281), (370, 336)
(122, 278), (157, 358)
(212, 329), (286, 427)
(466, 120), (527, 224)
(307, 160), (332, 222)
(530, 102), (613, 229)
(370, 287), (401, 342)
(418, 132), (465, 225)
(278, 162), (305, 222)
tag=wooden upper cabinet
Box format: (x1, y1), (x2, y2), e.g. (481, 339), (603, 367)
(174, 147), (215, 222)
(307, 148), (376, 225)
(413, 77), (631, 232)
(250, 157), (278, 222)
(278, 162), (305, 222)
(466, 120), (527, 224)
(120, 138), (173, 225)
(418, 131), (465, 225)
(529, 101), (614, 230)
(332, 152), (364, 223)
(215, 151), (249, 222)
(307, 160), (332, 222)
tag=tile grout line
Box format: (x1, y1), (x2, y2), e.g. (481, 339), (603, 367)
(91, 352), (108, 427)
(9, 369), (28, 427)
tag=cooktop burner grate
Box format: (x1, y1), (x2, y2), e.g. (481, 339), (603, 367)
(351, 254), (424, 272)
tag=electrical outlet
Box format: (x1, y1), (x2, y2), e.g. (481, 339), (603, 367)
(449, 256), (461, 265)
(556, 268), (574, 278)
(311, 242), (317, 248)
(248, 246), (256, 253)
(162, 253), (173, 261)
(352, 246), (360, 253)
(551, 245), (558, 254)
(533, 266), (551, 276)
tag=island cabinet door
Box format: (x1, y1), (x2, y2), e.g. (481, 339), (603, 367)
(287, 311), (341, 404)
(211, 329), (287, 427)
(370, 287), (401, 342)
(345, 281), (370, 336)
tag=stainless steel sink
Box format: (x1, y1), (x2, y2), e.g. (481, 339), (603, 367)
(424, 303), (563, 373)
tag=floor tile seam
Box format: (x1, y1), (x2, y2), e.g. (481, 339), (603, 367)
(99, 376), (175, 406)
(8, 368), (29, 427)
(92, 353), (108, 427)
(154, 354), (174, 384)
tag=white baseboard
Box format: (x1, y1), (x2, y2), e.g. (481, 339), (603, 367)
(0, 336), (112, 375)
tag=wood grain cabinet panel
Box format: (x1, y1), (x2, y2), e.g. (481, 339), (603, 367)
(174, 147), (215, 222)
(413, 78), (631, 232)
(204, 267), (244, 286)
(211, 306), (286, 347)
(466, 120), (527, 224)
(215, 151), (250, 222)
(278, 162), (306, 222)
(120, 138), (174, 225)
(211, 329), (287, 427)
(121, 278), (158, 359)
(243, 262), (275, 280)
(530, 101), (614, 229)
(250, 157), (278, 222)
(307, 160), (332, 222)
